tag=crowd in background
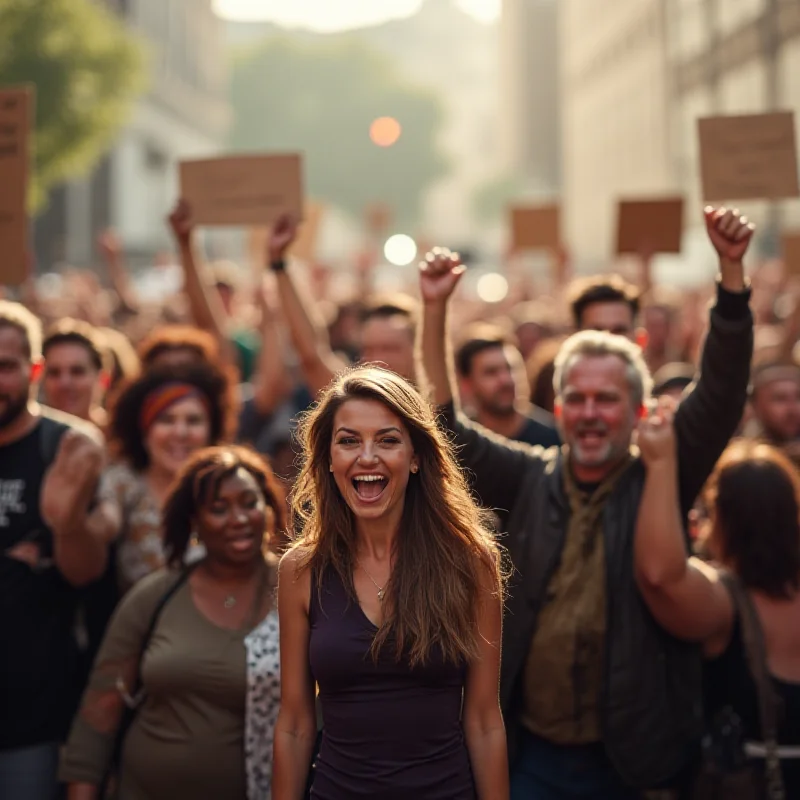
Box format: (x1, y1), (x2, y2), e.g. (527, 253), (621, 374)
(0, 199), (799, 800)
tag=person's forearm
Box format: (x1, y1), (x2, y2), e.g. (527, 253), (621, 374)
(104, 250), (139, 314)
(54, 508), (114, 586)
(273, 268), (343, 392)
(252, 302), (293, 415)
(179, 240), (224, 335)
(465, 726), (509, 800)
(272, 729), (316, 800)
(420, 300), (456, 407)
(635, 460), (688, 589)
(718, 256), (746, 293)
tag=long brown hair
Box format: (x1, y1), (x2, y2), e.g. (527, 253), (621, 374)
(704, 440), (800, 600)
(290, 366), (504, 667)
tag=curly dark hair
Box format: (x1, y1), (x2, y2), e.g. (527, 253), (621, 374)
(705, 439), (800, 600)
(107, 363), (236, 470)
(137, 325), (220, 370)
(162, 445), (288, 568)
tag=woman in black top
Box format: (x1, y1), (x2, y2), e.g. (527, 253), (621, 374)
(273, 366), (508, 800)
(635, 404), (800, 796)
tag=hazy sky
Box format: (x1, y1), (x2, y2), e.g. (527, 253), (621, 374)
(213, 0), (500, 32)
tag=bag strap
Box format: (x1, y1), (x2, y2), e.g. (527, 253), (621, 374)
(719, 571), (786, 800)
(132, 565), (196, 693)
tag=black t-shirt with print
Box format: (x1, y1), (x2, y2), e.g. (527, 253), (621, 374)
(0, 418), (82, 750)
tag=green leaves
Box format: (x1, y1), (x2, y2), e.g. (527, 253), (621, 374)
(0, 0), (146, 210)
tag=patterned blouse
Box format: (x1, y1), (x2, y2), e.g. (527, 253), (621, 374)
(99, 463), (204, 593)
(99, 463), (165, 593)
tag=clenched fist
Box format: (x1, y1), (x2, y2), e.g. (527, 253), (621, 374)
(418, 247), (465, 305)
(704, 206), (755, 263)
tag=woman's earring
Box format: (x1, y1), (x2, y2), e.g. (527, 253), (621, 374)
(329, 464), (334, 473)
(411, 465), (419, 474)
(190, 530), (201, 548)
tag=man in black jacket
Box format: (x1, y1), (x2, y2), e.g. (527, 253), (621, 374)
(418, 207), (754, 797)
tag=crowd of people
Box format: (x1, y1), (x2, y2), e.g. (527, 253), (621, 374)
(0, 198), (798, 800)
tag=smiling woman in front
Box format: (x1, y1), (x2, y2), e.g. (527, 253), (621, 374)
(272, 366), (508, 800)
(61, 446), (285, 800)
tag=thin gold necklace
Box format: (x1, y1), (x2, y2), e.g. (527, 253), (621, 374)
(358, 560), (386, 602)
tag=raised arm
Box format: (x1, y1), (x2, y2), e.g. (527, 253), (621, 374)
(167, 200), (237, 366)
(250, 275), (295, 416)
(97, 230), (140, 317)
(40, 431), (116, 586)
(418, 248), (534, 514)
(268, 214), (347, 397)
(636, 403), (734, 644)
(674, 207), (754, 516)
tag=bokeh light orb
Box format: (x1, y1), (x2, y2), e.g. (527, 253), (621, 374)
(370, 116), (402, 147)
(476, 273), (509, 303)
(384, 234), (417, 267)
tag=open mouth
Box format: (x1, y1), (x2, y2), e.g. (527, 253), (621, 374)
(577, 430), (606, 446)
(352, 475), (389, 501)
(227, 531), (256, 552)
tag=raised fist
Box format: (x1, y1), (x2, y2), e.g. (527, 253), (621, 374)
(704, 206), (755, 263)
(418, 247), (465, 304)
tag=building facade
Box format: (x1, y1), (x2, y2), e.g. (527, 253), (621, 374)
(499, 0), (560, 195)
(560, 0), (674, 266)
(666, 0), (800, 254)
(560, 0), (800, 267)
(34, 0), (230, 268)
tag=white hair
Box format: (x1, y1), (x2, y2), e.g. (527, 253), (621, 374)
(553, 330), (653, 409)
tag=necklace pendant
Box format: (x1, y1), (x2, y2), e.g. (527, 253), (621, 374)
(224, 595), (236, 609)
(377, 589), (384, 602)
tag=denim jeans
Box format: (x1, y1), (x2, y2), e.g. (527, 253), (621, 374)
(0, 742), (60, 800)
(510, 728), (639, 800)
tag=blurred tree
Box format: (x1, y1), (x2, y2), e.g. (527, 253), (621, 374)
(0, 0), (146, 209)
(229, 36), (449, 229)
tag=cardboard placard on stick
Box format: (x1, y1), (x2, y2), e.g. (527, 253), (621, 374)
(509, 205), (560, 251)
(698, 112), (800, 201)
(615, 196), (684, 255)
(180, 153), (303, 226)
(0, 85), (32, 286)
(782, 233), (800, 277)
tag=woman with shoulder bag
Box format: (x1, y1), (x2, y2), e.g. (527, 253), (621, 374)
(60, 445), (285, 799)
(635, 401), (800, 799)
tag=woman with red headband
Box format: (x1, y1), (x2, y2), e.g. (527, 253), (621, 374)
(100, 363), (237, 594)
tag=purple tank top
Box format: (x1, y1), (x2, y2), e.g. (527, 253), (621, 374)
(309, 567), (476, 799)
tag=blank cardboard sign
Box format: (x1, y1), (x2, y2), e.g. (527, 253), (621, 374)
(782, 233), (800, 277)
(615, 197), (684, 255)
(0, 85), (32, 286)
(509, 205), (560, 251)
(698, 112), (800, 202)
(180, 153), (303, 226)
